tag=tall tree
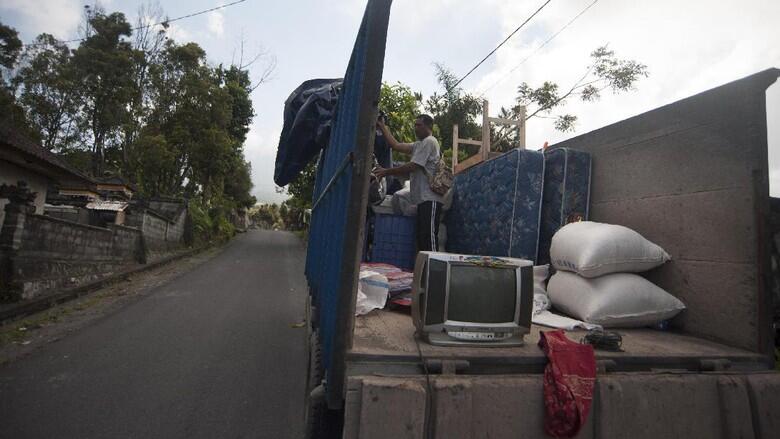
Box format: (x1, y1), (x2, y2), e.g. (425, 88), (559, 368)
(424, 63), (482, 162)
(70, 10), (138, 175)
(15, 34), (81, 151)
(0, 22), (22, 73)
(379, 81), (421, 145)
(0, 21), (38, 141)
(122, 1), (169, 174)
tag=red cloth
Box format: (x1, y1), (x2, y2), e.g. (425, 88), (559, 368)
(538, 330), (596, 438)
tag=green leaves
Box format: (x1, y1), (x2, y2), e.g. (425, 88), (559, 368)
(505, 45), (648, 133)
(0, 22), (22, 70)
(4, 7), (259, 233)
(379, 82), (420, 144)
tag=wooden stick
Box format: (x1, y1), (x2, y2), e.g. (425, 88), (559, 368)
(482, 100), (490, 161)
(452, 124), (459, 172)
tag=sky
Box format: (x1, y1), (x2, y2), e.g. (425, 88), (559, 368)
(2, 0), (779, 202)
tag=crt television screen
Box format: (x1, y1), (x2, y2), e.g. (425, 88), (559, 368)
(447, 265), (517, 323)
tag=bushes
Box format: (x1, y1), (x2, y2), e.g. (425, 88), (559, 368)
(186, 199), (236, 246)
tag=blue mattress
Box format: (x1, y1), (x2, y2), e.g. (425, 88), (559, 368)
(445, 149), (545, 261)
(538, 147), (592, 264)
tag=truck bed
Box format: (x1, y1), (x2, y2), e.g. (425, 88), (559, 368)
(347, 309), (768, 375)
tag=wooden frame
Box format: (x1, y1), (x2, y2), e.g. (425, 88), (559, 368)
(452, 100), (526, 174)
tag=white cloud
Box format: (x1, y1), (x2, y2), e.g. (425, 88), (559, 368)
(1, 0), (81, 40)
(165, 23), (192, 42)
(207, 10), (225, 38)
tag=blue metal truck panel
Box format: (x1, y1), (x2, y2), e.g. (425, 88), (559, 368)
(304, 0), (392, 406)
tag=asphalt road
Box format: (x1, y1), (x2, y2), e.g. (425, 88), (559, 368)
(0, 230), (309, 439)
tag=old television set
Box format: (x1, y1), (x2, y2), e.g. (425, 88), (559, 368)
(411, 252), (534, 347)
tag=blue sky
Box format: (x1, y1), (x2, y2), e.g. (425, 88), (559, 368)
(3, 0), (779, 201)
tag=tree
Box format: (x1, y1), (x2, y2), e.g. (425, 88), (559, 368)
(424, 63), (482, 162)
(70, 10), (139, 175)
(0, 21), (38, 141)
(426, 47), (647, 155)
(15, 34), (81, 151)
(121, 1), (169, 175)
(0, 22), (22, 72)
(284, 160), (317, 210)
(379, 81), (421, 145)
(220, 65), (255, 144)
(501, 45), (648, 138)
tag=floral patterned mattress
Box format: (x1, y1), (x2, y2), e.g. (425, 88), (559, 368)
(445, 149), (545, 262)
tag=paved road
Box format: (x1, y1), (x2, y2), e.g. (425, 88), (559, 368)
(0, 230), (309, 439)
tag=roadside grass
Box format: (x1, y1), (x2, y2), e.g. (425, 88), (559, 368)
(0, 292), (113, 350)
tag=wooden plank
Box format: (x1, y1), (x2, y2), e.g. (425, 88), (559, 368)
(481, 100), (490, 161)
(452, 124), (458, 172)
(454, 154), (483, 174)
(457, 138), (483, 146)
(488, 116), (522, 126)
(517, 106), (526, 149)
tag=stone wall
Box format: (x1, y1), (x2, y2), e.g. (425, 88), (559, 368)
(1, 195), (190, 302)
(125, 203), (187, 261)
(44, 204), (89, 225)
(2, 213), (143, 300)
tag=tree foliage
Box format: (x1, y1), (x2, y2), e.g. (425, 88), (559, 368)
(379, 81), (421, 144)
(15, 34), (81, 151)
(424, 63), (482, 161)
(2, 3), (270, 242)
(505, 45), (648, 134)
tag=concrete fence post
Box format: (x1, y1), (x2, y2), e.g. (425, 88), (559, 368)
(0, 182), (36, 302)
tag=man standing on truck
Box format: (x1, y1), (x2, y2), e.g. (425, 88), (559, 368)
(375, 114), (444, 252)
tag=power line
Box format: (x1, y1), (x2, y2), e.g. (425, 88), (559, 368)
(22, 0), (247, 48)
(448, 0), (553, 92)
(477, 0), (599, 98)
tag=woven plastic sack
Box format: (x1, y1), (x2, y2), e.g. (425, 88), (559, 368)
(355, 271), (389, 316)
(547, 271), (685, 327)
(550, 221), (670, 278)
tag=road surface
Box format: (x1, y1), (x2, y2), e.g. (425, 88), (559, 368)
(0, 230), (309, 439)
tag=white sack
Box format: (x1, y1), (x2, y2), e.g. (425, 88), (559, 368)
(547, 271), (685, 328)
(532, 265), (552, 316)
(355, 271), (389, 316)
(533, 264), (549, 296)
(550, 221), (671, 278)
(391, 187), (417, 217)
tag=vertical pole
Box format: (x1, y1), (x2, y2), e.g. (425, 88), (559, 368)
(482, 100), (490, 160)
(452, 124), (459, 172)
(518, 105), (527, 150)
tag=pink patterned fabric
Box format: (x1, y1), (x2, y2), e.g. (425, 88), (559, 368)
(538, 330), (596, 438)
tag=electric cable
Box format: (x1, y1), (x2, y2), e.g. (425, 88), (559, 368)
(448, 0), (553, 92)
(476, 0), (599, 97)
(22, 0), (247, 48)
